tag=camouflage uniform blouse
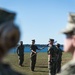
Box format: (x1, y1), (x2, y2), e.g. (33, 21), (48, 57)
(0, 63), (24, 75)
(47, 45), (58, 57)
(57, 60), (75, 75)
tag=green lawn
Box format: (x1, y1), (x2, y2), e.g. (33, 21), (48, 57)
(3, 52), (72, 75)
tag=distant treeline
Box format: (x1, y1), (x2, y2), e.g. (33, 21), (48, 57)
(17, 44), (63, 47)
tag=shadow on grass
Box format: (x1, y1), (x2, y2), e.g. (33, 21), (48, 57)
(36, 66), (48, 68)
(24, 65), (29, 67)
(34, 70), (48, 73)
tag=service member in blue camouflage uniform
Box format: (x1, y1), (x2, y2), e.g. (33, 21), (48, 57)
(0, 8), (25, 75)
(57, 13), (75, 75)
(56, 43), (62, 73)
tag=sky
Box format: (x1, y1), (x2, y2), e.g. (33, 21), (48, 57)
(0, 0), (75, 44)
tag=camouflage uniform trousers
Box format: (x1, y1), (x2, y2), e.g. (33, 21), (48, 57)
(30, 53), (37, 71)
(56, 58), (62, 73)
(18, 54), (24, 66)
(49, 58), (57, 75)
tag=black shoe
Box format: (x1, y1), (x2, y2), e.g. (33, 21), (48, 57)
(19, 64), (23, 67)
(31, 70), (34, 71)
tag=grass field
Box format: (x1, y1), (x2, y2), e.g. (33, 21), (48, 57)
(3, 52), (72, 75)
